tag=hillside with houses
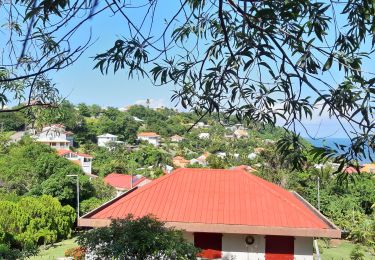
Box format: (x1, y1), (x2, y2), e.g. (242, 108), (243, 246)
(0, 102), (374, 259)
(3, 0), (375, 259)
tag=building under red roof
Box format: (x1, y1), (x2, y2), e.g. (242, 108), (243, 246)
(56, 149), (94, 176)
(173, 156), (190, 168)
(76, 152), (93, 158)
(137, 132), (160, 137)
(80, 168), (340, 259)
(57, 149), (72, 156)
(104, 173), (150, 191)
(57, 149), (93, 158)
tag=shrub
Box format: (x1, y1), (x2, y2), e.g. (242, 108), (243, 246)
(350, 245), (365, 260)
(0, 243), (21, 260)
(78, 215), (198, 260)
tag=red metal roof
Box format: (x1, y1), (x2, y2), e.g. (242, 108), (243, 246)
(76, 153), (93, 158)
(56, 149), (93, 158)
(137, 132), (160, 137)
(104, 173), (148, 190)
(344, 166), (360, 174)
(88, 169), (333, 230)
(57, 149), (72, 156)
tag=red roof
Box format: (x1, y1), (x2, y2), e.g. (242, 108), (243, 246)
(57, 149), (93, 158)
(137, 132), (160, 137)
(84, 169), (339, 237)
(344, 166), (360, 174)
(104, 173), (148, 190)
(76, 153), (93, 158)
(173, 156), (190, 163)
(57, 149), (72, 156)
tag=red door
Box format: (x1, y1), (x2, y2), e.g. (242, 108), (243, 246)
(194, 232), (222, 259)
(265, 236), (294, 260)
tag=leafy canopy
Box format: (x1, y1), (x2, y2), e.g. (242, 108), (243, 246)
(1, 0), (375, 166)
(0, 195), (75, 258)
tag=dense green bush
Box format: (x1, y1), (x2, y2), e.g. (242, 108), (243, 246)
(0, 195), (75, 256)
(350, 245), (365, 260)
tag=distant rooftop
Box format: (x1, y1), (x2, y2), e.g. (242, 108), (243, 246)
(137, 132), (160, 137)
(104, 173), (149, 190)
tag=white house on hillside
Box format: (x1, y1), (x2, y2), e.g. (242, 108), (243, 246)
(248, 153), (257, 160)
(97, 133), (119, 147)
(137, 132), (161, 146)
(190, 152), (210, 166)
(35, 124), (71, 150)
(216, 151), (227, 158)
(170, 134), (184, 142)
(234, 129), (249, 139)
(193, 122), (210, 129)
(225, 123), (247, 132)
(198, 132), (210, 139)
(57, 149), (94, 175)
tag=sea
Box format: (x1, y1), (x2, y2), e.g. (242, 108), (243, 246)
(305, 138), (374, 164)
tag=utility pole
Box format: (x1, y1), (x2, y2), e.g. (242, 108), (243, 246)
(67, 175), (80, 221)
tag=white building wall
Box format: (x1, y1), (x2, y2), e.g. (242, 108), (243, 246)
(222, 234), (265, 260)
(47, 141), (69, 149)
(138, 136), (160, 146)
(80, 161), (92, 174)
(294, 237), (313, 260)
(77, 156), (92, 175)
(98, 136), (117, 147)
(97, 137), (106, 147)
(181, 233), (313, 260)
(183, 232), (194, 243)
(38, 127), (67, 140)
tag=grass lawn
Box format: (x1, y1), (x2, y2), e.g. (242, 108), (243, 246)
(319, 240), (374, 260)
(28, 238), (78, 260)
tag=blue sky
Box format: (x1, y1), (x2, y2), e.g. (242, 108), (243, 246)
(53, 1), (178, 109)
(49, 2), (372, 138)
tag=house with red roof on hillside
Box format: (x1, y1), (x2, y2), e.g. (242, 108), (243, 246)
(57, 149), (94, 176)
(104, 173), (151, 196)
(137, 132), (161, 146)
(80, 168), (340, 260)
(170, 134), (184, 142)
(173, 156), (190, 168)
